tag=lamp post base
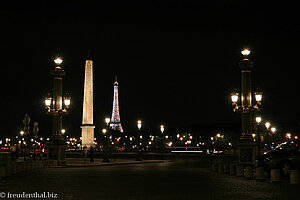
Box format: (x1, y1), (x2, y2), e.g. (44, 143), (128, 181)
(238, 135), (256, 165)
(47, 134), (66, 166)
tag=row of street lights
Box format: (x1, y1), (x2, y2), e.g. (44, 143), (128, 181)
(101, 118), (166, 161)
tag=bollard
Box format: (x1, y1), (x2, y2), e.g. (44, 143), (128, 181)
(42, 160), (46, 168)
(41, 160), (45, 168)
(290, 170), (300, 184)
(29, 161), (33, 170)
(11, 162), (16, 175)
(229, 164), (236, 176)
(16, 162), (24, 173)
(271, 169), (281, 182)
(25, 161), (31, 171)
(218, 164), (224, 173)
(38, 160), (42, 168)
(245, 166), (254, 179)
(5, 165), (12, 177)
(224, 164), (229, 174)
(212, 163), (218, 172)
(0, 167), (5, 179)
(32, 161), (36, 169)
(24, 161), (28, 171)
(255, 167), (266, 181)
(236, 165), (244, 177)
(46, 160), (53, 167)
(16, 163), (20, 173)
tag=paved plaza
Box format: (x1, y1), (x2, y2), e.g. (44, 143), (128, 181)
(0, 157), (299, 200)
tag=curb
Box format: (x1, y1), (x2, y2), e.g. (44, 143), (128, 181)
(53, 160), (169, 168)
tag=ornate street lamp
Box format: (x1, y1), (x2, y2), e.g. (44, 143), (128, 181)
(136, 120), (142, 161)
(102, 117), (110, 162)
(270, 127), (277, 145)
(264, 122), (271, 150)
(44, 57), (70, 166)
(102, 127), (110, 162)
(231, 49), (263, 164)
(160, 125), (165, 159)
(255, 116), (262, 156)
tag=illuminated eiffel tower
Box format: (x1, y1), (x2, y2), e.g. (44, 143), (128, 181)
(110, 75), (123, 132)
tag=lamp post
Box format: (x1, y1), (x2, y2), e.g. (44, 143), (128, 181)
(270, 127), (276, 145)
(264, 122), (271, 150)
(22, 114), (30, 160)
(255, 116), (262, 157)
(102, 117), (110, 162)
(136, 120), (142, 161)
(160, 125), (165, 160)
(102, 128), (110, 162)
(44, 57), (70, 166)
(19, 130), (25, 159)
(231, 49), (262, 164)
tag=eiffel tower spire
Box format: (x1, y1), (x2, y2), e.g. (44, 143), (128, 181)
(114, 75), (118, 85)
(110, 75), (123, 132)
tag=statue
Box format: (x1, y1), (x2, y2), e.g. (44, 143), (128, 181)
(23, 114), (30, 136)
(33, 122), (39, 139)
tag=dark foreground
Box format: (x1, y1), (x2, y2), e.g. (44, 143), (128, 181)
(2, 156), (299, 200)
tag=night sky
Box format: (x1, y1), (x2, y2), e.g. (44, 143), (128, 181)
(1, 1), (300, 139)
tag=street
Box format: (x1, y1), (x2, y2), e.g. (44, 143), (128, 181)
(3, 157), (299, 200)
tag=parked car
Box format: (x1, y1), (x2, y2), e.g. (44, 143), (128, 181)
(255, 140), (300, 175)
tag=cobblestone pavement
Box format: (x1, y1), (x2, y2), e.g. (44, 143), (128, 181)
(2, 157), (299, 200)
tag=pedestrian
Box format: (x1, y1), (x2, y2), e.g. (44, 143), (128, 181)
(15, 144), (19, 159)
(11, 144), (17, 161)
(89, 146), (95, 162)
(83, 146), (88, 162)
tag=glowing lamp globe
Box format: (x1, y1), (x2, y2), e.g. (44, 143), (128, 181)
(64, 98), (71, 106)
(241, 49), (251, 56)
(231, 93), (239, 103)
(45, 97), (52, 107)
(255, 116), (262, 124)
(255, 92), (262, 102)
(105, 118), (111, 125)
(160, 125), (165, 133)
(137, 120), (142, 129)
(54, 57), (63, 65)
(265, 122), (271, 129)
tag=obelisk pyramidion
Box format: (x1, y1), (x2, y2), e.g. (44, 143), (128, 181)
(81, 58), (95, 148)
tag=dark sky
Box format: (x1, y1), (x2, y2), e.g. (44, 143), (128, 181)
(1, 1), (300, 138)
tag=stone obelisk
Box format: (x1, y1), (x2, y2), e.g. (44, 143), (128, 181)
(81, 57), (95, 149)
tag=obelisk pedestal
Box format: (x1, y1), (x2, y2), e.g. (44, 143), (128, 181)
(81, 59), (95, 149)
(81, 125), (95, 148)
